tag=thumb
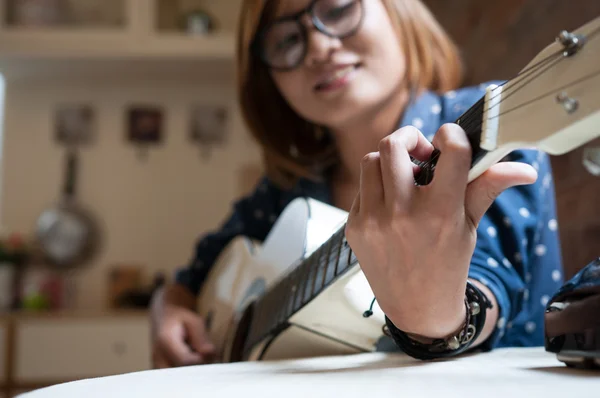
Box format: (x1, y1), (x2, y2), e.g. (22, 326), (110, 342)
(465, 161), (537, 227)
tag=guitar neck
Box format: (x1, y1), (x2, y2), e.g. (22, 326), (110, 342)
(414, 96), (488, 185)
(243, 95), (490, 354)
(245, 226), (356, 350)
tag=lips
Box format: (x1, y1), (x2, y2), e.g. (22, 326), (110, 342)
(314, 64), (360, 91)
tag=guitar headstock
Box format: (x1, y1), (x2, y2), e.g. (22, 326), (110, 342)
(480, 16), (600, 161)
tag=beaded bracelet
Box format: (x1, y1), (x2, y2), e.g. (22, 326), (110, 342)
(383, 281), (493, 360)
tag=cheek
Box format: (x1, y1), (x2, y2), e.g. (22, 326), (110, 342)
(271, 72), (314, 113)
(355, 5), (406, 86)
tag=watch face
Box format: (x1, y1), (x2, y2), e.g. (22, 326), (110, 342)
(37, 209), (89, 264)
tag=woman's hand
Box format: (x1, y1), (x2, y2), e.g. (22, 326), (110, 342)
(150, 284), (216, 368)
(345, 124), (537, 338)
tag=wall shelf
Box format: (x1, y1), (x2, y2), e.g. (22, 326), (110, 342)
(0, 0), (239, 81)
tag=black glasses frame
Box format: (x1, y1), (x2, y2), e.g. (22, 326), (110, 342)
(252, 0), (365, 71)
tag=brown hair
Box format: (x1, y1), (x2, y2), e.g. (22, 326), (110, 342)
(236, 0), (463, 188)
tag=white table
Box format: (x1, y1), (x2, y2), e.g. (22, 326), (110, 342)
(18, 348), (600, 398)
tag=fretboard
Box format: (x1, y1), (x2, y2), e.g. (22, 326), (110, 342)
(414, 97), (488, 185)
(244, 226), (356, 352)
(242, 95), (488, 355)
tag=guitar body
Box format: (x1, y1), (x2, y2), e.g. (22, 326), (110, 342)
(197, 198), (387, 362)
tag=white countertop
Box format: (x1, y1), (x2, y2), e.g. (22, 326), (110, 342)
(20, 347), (599, 398)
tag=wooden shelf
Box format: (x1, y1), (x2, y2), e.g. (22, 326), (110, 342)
(0, 0), (238, 82)
(0, 28), (234, 59)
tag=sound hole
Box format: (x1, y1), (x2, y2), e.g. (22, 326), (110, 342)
(229, 303), (254, 362)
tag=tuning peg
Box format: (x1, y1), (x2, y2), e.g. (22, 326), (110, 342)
(556, 30), (585, 56)
(582, 147), (600, 176)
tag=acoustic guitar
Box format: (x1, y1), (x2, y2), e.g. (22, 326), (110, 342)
(197, 16), (600, 363)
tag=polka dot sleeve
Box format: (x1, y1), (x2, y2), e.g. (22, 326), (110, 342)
(468, 149), (564, 349)
(174, 176), (285, 296)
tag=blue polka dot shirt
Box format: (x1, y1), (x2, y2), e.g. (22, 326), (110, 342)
(175, 82), (565, 350)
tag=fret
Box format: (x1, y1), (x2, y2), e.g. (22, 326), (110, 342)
(286, 265), (303, 318)
(335, 233), (352, 274)
(293, 252), (315, 312)
(309, 239), (332, 304)
(323, 229), (343, 286)
(317, 237), (334, 289)
(348, 247), (358, 268)
(414, 96), (486, 186)
(332, 228), (345, 277)
(336, 245), (350, 276)
(291, 252), (315, 312)
(277, 273), (295, 325)
(308, 245), (326, 301)
(302, 249), (320, 305)
(459, 97), (487, 168)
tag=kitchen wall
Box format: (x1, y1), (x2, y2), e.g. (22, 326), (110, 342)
(0, 76), (264, 310)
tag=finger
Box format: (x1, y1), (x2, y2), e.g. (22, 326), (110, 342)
(378, 126), (434, 204)
(430, 123), (472, 206)
(358, 152), (384, 213)
(153, 351), (171, 369)
(349, 189), (360, 215)
(160, 331), (203, 367)
(465, 161), (537, 227)
(184, 315), (216, 356)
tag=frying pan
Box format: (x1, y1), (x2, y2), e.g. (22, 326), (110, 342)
(35, 148), (101, 269)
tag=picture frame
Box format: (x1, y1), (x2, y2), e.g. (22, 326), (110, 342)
(189, 104), (228, 155)
(55, 104), (95, 146)
(127, 106), (164, 145)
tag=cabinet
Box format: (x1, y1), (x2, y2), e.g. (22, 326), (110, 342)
(0, 0), (241, 81)
(0, 312), (150, 396)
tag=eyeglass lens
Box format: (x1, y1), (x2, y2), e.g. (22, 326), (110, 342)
(261, 0), (362, 69)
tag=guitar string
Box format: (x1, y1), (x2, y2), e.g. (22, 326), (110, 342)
(418, 63), (600, 172)
(415, 49), (598, 172)
(452, 52), (565, 142)
(450, 24), (600, 136)
(477, 23), (600, 110)
(482, 50), (565, 103)
(487, 68), (600, 122)
(411, 54), (565, 171)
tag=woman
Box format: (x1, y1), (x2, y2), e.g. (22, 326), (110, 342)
(150, 0), (563, 367)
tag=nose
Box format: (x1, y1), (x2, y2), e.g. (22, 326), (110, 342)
(302, 22), (341, 67)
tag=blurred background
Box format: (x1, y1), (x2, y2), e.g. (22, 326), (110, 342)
(0, 0), (597, 396)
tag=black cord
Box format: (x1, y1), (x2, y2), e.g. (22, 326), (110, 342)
(363, 297), (376, 317)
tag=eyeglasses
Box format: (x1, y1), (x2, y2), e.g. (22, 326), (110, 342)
(254, 0), (364, 71)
